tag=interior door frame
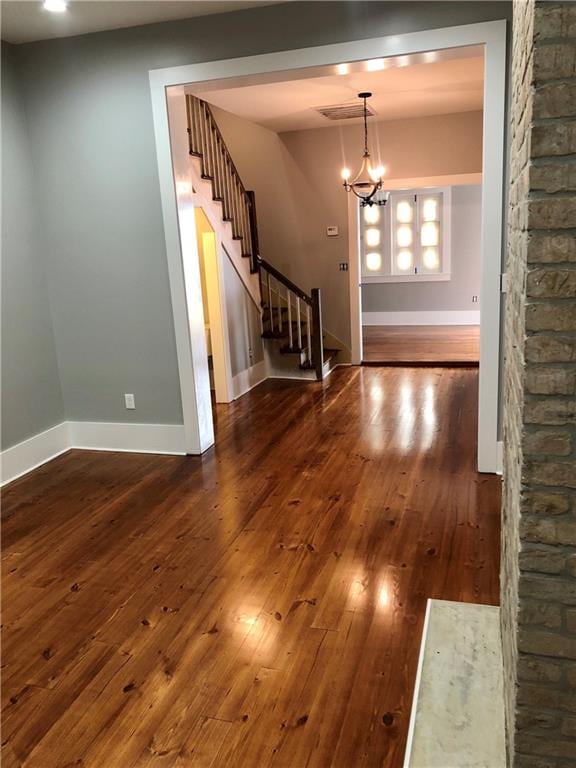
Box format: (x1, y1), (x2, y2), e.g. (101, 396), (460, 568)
(149, 20), (507, 471)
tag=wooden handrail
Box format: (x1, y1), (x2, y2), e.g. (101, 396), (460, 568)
(187, 95), (260, 273)
(258, 258), (312, 306)
(202, 101), (249, 198)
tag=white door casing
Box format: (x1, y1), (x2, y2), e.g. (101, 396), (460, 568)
(149, 21), (507, 471)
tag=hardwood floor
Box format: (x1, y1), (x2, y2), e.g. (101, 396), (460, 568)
(362, 325), (480, 364)
(1, 368), (500, 768)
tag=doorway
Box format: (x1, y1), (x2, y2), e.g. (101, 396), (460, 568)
(150, 20), (506, 471)
(194, 207), (233, 405)
(357, 178), (483, 367)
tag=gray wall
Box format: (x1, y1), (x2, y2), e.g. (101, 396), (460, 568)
(222, 251), (264, 377)
(1, 45), (64, 449)
(4, 1), (511, 435)
(362, 185), (482, 314)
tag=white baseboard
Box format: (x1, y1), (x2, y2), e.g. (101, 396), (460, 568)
(362, 310), (481, 326)
(1, 420), (186, 486)
(69, 421), (186, 456)
(267, 371), (315, 381)
(232, 359), (267, 399)
(1, 422), (70, 487)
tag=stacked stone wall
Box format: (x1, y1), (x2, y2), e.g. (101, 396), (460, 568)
(502, 2), (576, 765)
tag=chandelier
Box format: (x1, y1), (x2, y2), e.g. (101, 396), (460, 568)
(341, 92), (387, 207)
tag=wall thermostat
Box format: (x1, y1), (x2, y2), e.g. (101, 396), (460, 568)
(326, 226), (339, 237)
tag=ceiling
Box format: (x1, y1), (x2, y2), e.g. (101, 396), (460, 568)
(1, 0), (282, 44)
(197, 49), (485, 133)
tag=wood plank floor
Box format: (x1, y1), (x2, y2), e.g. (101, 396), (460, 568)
(362, 325), (480, 364)
(1, 367), (500, 768)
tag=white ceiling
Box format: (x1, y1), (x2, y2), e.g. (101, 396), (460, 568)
(1, 0), (283, 44)
(196, 48), (485, 133)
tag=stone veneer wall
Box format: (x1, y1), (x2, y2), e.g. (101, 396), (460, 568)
(502, 1), (576, 766)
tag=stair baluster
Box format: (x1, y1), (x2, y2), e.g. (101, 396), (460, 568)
(203, 103), (215, 179)
(197, 102), (210, 178)
(241, 197), (250, 257)
(287, 290), (293, 350)
(187, 97), (198, 154)
(210, 125), (222, 202)
(296, 298), (302, 351)
(277, 285), (283, 334)
(229, 171), (237, 234)
(185, 97), (195, 154)
(221, 156), (230, 221)
(233, 178), (242, 241)
(268, 274), (274, 333)
(306, 305), (312, 364)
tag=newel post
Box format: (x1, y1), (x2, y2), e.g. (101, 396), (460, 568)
(311, 288), (323, 381)
(246, 190), (260, 274)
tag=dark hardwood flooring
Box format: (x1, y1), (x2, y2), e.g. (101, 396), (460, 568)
(1, 367), (500, 767)
(362, 325), (480, 365)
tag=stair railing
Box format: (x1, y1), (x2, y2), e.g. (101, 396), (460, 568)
(259, 259), (324, 380)
(186, 95), (259, 273)
(185, 94), (325, 380)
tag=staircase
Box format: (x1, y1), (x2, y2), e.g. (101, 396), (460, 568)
(186, 95), (338, 381)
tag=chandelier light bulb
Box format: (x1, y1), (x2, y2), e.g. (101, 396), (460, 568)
(366, 59), (385, 72)
(341, 168), (351, 181)
(369, 165), (385, 182)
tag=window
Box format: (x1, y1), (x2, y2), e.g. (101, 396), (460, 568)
(360, 187), (451, 283)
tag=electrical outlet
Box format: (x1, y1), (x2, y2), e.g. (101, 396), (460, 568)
(472, 295), (479, 303)
(124, 393), (135, 410)
(339, 262), (349, 272)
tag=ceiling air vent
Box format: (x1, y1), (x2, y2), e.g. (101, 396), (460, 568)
(314, 102), (376, 121)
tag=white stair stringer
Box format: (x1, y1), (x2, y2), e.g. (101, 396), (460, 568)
(188, 155), (260, 308)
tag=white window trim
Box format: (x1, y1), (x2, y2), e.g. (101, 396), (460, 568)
(361, 186), (451, 283)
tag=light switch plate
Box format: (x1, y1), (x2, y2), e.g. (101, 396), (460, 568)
(124, 393), (135, 409)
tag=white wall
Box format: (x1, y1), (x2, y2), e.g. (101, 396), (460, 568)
(222, 251), (264, 377)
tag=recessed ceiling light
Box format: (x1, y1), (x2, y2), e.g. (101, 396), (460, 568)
(43, 0), (68, 13)
(366, 59), (386, 72)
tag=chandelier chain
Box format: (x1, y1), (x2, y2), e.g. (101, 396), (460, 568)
(363, 94), (369, 156)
